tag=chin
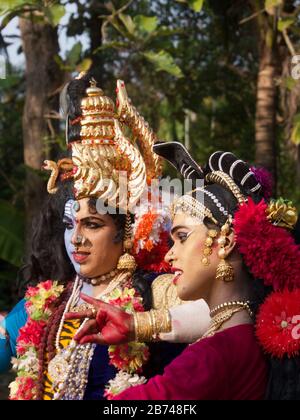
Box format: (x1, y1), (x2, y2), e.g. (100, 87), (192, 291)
(79, 267), (93, 278)
(177, 283), (203, 301)
(177, 285), (193, 301)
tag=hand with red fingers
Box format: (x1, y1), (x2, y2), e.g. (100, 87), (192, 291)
(65, 293), (135, 345)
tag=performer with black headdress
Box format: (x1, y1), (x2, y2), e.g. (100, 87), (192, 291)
(70, 143), (300, 400)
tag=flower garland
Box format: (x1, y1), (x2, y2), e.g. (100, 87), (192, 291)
(132, 198), (172, 273)
(102, 285), (150, 399)
(9, 278), (150, 400)
(234, 198), (300, 291)
(234, 196), (300, 359)
(9, 281), (64, 400)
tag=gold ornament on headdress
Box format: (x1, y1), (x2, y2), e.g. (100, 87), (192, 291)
(44, 78), (156, 211)
(116, 80), (163, 181)
(43, 76), (165, 273)
(171, 194), (218, 225)
(266, 198), (298, 230)
(205, 171), (246, 205)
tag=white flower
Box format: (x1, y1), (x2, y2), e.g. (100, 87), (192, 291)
(11, 357), (20, 371)
(106, 370), (147, 395)
(9, 380), (19, 397)
(12, 348), (39, 375)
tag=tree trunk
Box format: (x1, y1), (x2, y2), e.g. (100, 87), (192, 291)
(255, 32), (279, 190)
(88, 0), (104, 85)
(19, 16), (64, 243)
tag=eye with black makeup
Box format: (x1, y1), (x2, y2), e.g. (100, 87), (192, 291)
(63, 216), (74, 230)
(177, 232), (189, 243)
(82, 221), (104, 229)
(80, 217), (105, 230)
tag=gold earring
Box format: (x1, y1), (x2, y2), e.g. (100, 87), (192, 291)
(202, 229), (218, 266)
(216, 221), (234, 282)
(117, 214), (137, 274)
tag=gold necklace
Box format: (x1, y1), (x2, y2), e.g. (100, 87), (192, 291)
(201, 300), (253, 339)
(210, 300), (253, 318)
(49, 270), (132, 399)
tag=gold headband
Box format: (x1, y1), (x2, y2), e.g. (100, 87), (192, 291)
(171, 194), (218, 225)
(205, 171), (246, 205)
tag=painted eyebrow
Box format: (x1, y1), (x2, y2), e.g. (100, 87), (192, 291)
(170, 225), (189, 238)
(80, 216), (105, 223)
(63, 215), (73, 223)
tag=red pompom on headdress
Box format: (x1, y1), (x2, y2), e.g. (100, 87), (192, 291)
(250, 166), (273, 200)
(234, 198), (300, 291)
(256, 289), (300, 358)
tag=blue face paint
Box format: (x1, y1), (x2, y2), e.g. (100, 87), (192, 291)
(63, 199), (81, 274)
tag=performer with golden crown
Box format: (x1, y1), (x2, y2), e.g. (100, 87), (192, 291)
(0, 74), (210, 400)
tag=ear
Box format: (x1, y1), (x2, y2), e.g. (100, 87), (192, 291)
(218, 230), (236, 258)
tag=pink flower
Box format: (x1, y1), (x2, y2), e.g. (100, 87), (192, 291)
(133, 300), (144, 312)
(16, 319), (46, 355)
(40, 280), (53, 291)
(25, 286), (40, 298)
(274, 311), (293, 331)
(10, 377), (37, 400)
(103, 389), (114, 400)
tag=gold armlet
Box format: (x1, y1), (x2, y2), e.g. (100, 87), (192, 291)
(133, 309), (172, 342)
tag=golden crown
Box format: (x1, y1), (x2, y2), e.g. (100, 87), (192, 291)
(44, 77), (162, 211)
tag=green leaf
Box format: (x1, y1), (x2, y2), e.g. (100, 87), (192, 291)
(119, 13), (136, 35)
(265, 0), (282, 7)
(0, 10), (18, 28)
(67, 42), (82, 66)
(283, 76), (298, 91)
(1, 0), (29, 9)
(93, 41), (131, 53)
(142, 50), (183, 78)
(0, 0), (38, 16)
(134, 15), (158, 33)
(48, 4), (65, 26)
(291, 114), (300, 145)
(76, 58), (92, 73)
(0, 200), (24, 267)
(278, 18), (294, 32)
(265, 0), (282, 14)
(188, 0), (204, 12)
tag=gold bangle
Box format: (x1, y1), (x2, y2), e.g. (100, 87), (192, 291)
(133, 312), (139, 342)
(133, 309), (172, 342)
(134, 312), (152, 342)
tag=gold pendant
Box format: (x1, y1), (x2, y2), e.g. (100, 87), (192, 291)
(48, 344), (74, 385)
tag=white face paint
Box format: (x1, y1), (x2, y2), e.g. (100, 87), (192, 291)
(63, 199), (81, 274)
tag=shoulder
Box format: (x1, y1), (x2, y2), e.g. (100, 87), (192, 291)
(151, 273), (183, 309)
(195, 324), (261, 367)
(4, 300), (27, 329)
(1, 299), (28, 355)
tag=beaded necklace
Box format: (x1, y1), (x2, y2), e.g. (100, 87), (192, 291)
(49, 272), (131, 399)
(201, 300), (253, 339)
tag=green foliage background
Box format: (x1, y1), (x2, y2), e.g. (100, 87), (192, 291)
(0, 0), (300, 309)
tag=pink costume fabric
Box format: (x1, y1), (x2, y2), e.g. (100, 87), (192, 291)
(114, 324), (267, 400)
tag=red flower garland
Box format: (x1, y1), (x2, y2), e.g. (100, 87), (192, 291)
(256, 289), (300, 358)
(134, 230), (171, 273)
(234, 198), (300, 291)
